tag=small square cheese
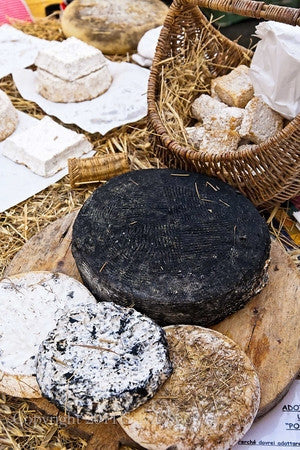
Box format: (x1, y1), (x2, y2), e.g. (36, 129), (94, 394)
(2, 116), (93, 177)
(211, 65), (254, 108)
(35, 37), (107, 81)
(191, 94), (227, 121)
(202, 106), (244, 131)
(200, 127), (240, 154)
(239, 97), (284, 144)
(187, 104), (243, 153)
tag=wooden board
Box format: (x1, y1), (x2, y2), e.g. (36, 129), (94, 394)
(4, 212), (300, 437)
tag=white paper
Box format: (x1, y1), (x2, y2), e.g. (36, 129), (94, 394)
(0, 111), (94, 213)
(233, 379), (300, 449)
(12, 61), (149, 135)
(250, 21), (300, 120)
(0, 24), (52, 79)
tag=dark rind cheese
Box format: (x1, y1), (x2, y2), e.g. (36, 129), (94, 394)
(72, 169), (270, 326)
(36, 302), (172, 422)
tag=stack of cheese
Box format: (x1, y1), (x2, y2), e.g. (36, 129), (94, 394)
(0, 271), (260, 449)
(186, 65), (284, 153)
(0, 272), (172, 417)
(35, 36), (112, 103)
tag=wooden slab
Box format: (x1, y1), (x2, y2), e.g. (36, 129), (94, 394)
(213, 240), (300, 417)
(5, 210), (81, 282)
(4, 212), (300, 428)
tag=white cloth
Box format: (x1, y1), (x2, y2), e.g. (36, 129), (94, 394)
(249, 21), (300, 120)
(12, 60), (149, 135)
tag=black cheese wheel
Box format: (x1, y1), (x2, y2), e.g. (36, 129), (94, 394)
(72, 169), (270, 326)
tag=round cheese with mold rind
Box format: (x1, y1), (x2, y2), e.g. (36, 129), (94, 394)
(36, 302), (172, 422)
(118, 325), (260, 449)
(0, 271), (96, 398)
(61, 0), (169, 55)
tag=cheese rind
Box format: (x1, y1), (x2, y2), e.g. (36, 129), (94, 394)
(2, 116), (93, 177)
(36, 66), (112, 103)
(36, 302), (172, 422)
(0, 89), (18, 141)
(35, 37), (107, 82)
(119, 325), (260, 449)
(0, 271), (97, 398)
(61, 0), (169, 55)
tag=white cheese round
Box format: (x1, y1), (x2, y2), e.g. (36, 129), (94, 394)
(0, 271), (96, 398)
(36, 302), (172, 422)
(118, 325), (260, 449)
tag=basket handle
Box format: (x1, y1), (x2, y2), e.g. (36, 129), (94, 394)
(172, 0), (300, 26)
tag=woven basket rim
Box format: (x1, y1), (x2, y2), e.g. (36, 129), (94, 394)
(148, 0), (300, 164)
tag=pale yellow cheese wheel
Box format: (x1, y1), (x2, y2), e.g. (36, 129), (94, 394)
(61, 0), (169, 55)
(119, 325), (260, 450)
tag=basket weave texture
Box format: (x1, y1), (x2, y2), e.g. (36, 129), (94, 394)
(147, 0), (300, 208)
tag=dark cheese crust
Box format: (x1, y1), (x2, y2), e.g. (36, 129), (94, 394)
(36, 302), (172, 422)
(72, 169), (270, 326)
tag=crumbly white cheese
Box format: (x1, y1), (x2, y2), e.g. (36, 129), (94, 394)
(191, 94), (227, 121)
(0, 89), (18, 141)
(119, 325), (260, 450)
(2, 116), (93, 177)
(36, 302), (172, 422)
(187, 103), (244, 153)
(185, 125), (205, 147)
(35, 37), (107, 81)
(36, 66), (112, 103)
(0, 272), (96, 378)
(211, 65), (254, 108)
(239, 96), (284, 144)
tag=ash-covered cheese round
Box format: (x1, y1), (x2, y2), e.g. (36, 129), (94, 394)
(118, 325), (260, 449)
(72, 169), (270, 326)
(36, 302), (172, 422)
(0, 271), (96, 398)
(0, 89), (18, 141)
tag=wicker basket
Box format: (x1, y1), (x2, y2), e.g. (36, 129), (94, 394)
(147, 0), (300, 208)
